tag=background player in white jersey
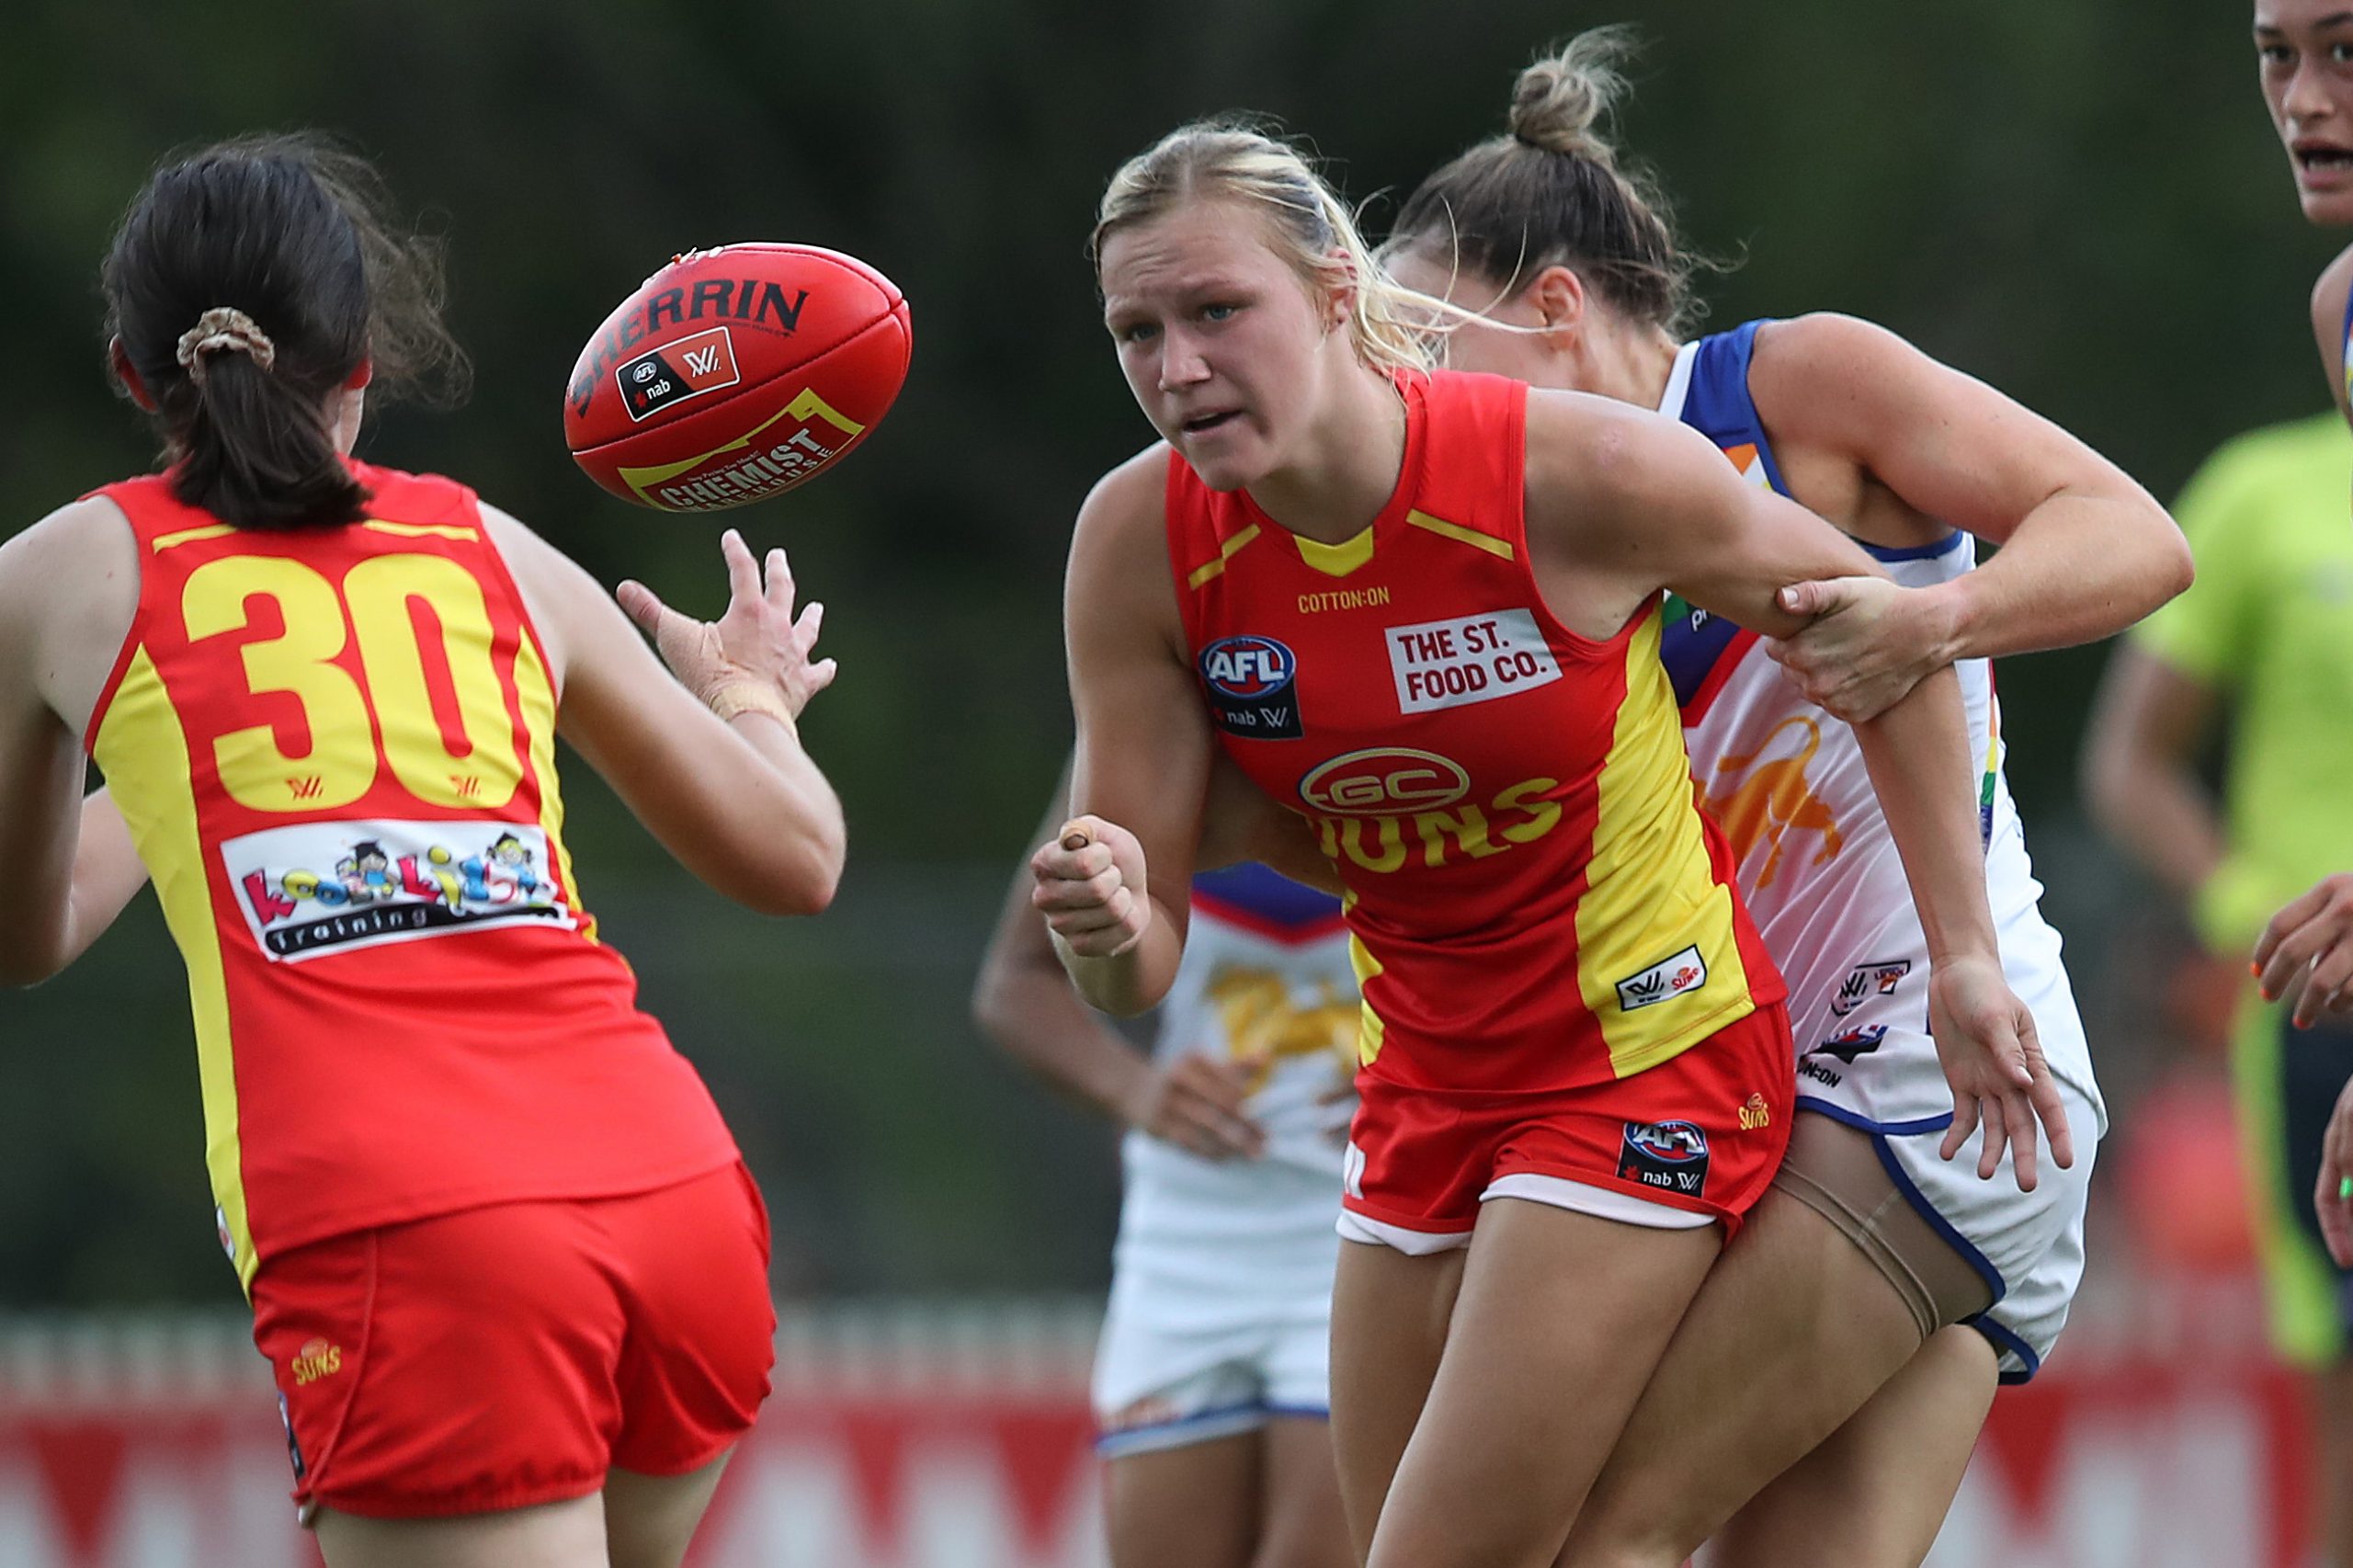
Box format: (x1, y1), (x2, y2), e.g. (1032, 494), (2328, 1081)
(975, 768), (1357, 1568)
(1370, 31), (2189, 1566)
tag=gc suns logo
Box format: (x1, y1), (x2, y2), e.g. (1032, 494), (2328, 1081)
(1199, 634), (1302, 738)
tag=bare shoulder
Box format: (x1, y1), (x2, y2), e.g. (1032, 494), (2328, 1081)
(2310, 244), (2353, 415)
(0, 495), (140, 729)
(1068, 443), (1179, 629)
(1074, 442), (1172, 547)
(1524, 385), (1729, 527)
(0, 496), (136, 626)
(1749, 312), (1926, 392)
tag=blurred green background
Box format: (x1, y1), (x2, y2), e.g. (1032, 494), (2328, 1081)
(0, 1), (2324, 1305)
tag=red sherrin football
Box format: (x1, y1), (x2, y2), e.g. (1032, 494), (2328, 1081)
(564, 243), (911, 512)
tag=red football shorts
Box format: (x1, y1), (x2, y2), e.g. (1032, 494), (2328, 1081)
(1340, 1004), (1796, 1247)
(249, 1161), (774, 1520)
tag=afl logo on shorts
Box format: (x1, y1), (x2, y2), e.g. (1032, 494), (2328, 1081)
(1199, 635), (1303, 738)
(1618, 1119), (1711, 1197)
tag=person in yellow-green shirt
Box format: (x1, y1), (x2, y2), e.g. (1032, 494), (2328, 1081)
(2083, 407), (2353, 1559)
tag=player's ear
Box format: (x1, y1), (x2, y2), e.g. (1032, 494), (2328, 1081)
(1525, 266), (1589, 337)
(344, 358), (372, 391)
(1322, 247), (1358, 332)
(110, 336), (157, 411)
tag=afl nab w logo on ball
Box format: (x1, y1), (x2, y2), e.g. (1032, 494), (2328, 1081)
(1199, 635), (1303, 738)
(1618, 1119), (1711, 1197)
(1299, 749), (1472, 815)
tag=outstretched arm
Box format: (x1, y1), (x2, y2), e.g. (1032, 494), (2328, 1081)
(489, 512), (846, 917)
(1753, 314), (2190, 722)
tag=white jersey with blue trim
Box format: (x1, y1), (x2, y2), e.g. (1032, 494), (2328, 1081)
(1112, 865), (1355, 1287)
(1656, 323), (2103, 1131)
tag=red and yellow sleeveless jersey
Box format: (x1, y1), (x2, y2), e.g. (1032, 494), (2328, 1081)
(1165, 369), (1783, 1096)
(85, 462), (735, 1289)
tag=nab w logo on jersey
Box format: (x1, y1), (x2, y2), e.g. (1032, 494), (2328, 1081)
(1830, 959), (1911, 1017)
(1199, 634), (1302, 738)
(1619, 1119), (1710, 1196)
(1615, 945), (1708, 1012)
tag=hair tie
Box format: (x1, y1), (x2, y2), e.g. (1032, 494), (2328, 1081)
(175, 308), (277, 384)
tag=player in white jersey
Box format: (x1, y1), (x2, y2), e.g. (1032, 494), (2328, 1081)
(975, 778), (1357, 1568)
(1362, 30), (2190, 1567)
(1654, 327), (2106, 1381)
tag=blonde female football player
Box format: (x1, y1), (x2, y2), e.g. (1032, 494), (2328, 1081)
(1030, 108), (2066, 1568)
(1367, 30), (2186, 1566)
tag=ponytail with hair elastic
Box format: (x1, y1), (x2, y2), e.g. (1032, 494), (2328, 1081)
(102, 133), (468, 532)
(1390, 27), (1705, 335)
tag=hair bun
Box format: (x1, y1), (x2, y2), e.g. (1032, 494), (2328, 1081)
(1507, 27), (1636, 165)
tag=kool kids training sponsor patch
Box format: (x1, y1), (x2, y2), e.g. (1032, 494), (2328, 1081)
(224, 819), (573, 962)
(1384, 608), (1561, 715)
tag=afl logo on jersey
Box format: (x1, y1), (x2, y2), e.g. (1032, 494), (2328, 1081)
(1300, 748), (1472, 816)
(1199, 635), (1303, 738)
(1618, 1119), (1711, 1196)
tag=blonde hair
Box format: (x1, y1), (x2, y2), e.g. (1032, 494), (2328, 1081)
(1092, 119), (1437, 377)
(1386, 27), (1705, 334)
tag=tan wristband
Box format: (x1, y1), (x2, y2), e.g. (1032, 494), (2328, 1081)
(708, 681), (800, 735)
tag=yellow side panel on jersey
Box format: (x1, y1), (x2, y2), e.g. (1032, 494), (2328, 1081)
(513, 632), (597, 945)
(89, 648), (258, 1290)
(1575, 610), (1757, 1077)
(1348, 929), (1386, 1067)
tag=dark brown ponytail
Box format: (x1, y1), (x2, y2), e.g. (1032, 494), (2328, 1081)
(1388, 28), (1703, 334)
(101, 133), (469, 531)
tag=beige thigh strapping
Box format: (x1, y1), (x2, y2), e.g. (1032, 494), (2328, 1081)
(1769, 1111), (1995, 1342)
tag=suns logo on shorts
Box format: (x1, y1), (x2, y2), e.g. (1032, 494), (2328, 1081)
(291, 1337), (344, 1386)
(1738, 1093), (1772, 1131)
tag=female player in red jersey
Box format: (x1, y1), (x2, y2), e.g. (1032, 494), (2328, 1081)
(1367, 31), (2187, 1567)
(1029, 120), (2071, 1568)
(0, 136), (844, 1567)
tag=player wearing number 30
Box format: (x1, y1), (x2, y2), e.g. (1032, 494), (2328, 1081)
(0, 137), (845, 1567)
